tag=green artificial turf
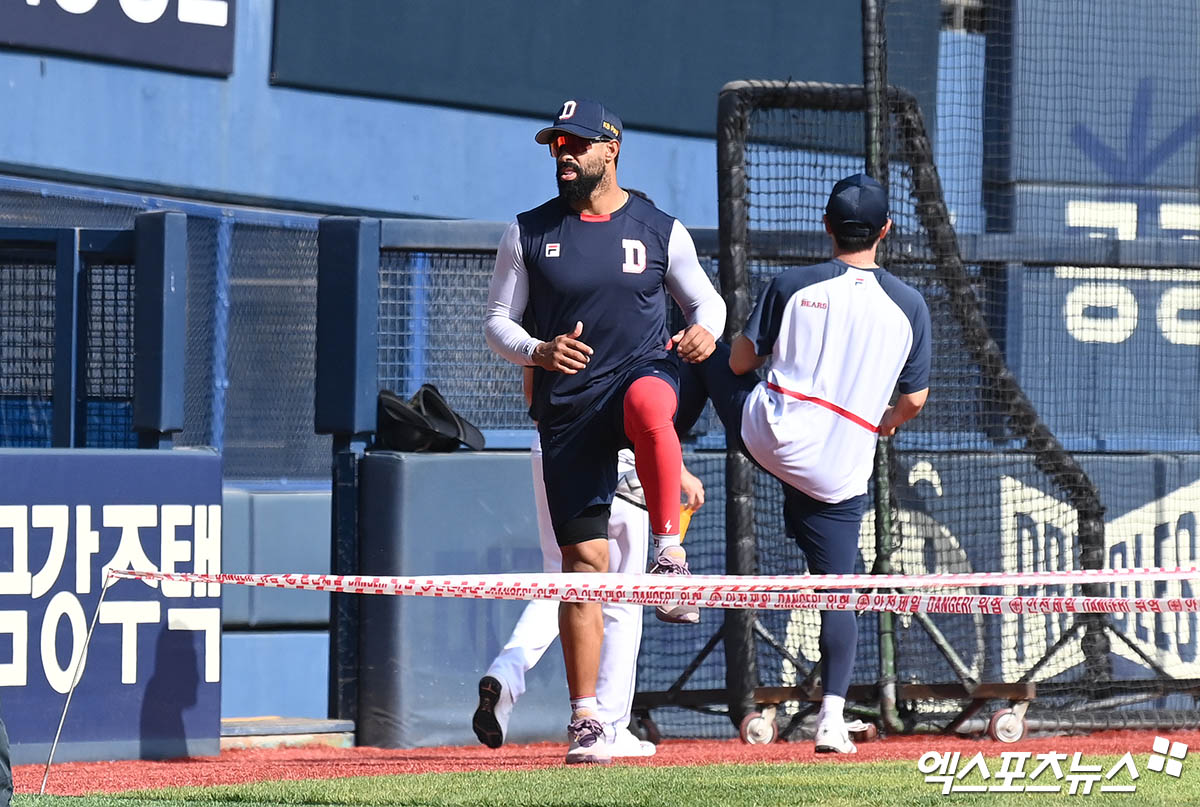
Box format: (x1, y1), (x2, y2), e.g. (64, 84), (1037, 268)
(19, 755), (1197, 807)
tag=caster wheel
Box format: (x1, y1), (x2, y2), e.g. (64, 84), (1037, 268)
(848, 722), (879, 743)
(739, 711), (778, 745)
(987, 708), (1026, 743)
(635, 714), (662, 745)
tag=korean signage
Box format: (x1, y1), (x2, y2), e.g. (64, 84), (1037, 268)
(918, 736), (1188, 795)
(1008, 263), (1200, 451)
(0, 449), (222, 762)
(0, 0), (235, 76)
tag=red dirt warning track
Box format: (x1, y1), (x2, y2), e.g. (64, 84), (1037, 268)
(17, 730), (1200, 796)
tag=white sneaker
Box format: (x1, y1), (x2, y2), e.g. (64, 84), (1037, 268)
(814, 721), (858, 754)
(565, 711), (613, 765)
(472, 675), (514, 749)
(609, 726), (656, 758)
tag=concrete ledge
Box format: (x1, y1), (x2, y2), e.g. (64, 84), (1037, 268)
(220, 732), (354, 751)
(220, 717), (355, 750)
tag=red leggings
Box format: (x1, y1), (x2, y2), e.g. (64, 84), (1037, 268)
(623, 375), (681, 535)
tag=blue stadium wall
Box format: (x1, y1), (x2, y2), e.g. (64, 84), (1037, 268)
(0, 0), (941, 229)
(0, 0), (942, 724)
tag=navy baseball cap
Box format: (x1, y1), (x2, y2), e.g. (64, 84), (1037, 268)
(825, 173), (889, 237)
(535, 99), (623, 144)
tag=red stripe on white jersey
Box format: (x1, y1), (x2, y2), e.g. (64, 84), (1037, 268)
(764, 381), (879, 434)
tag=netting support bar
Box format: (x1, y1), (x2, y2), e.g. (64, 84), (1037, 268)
(862, 0), (905, 737)
(890, 93), (1111, 692)
(861, 0), (890, 183)
(208, 216), (233, 452)
(52, 229), (82, 447)
(316, 217), (382, 726)
(908, 608), (977, 687)
(716, 77), (1114, 732)
(717, 82), (761, 731)
(132, 211), (188, 449)
(715, 79), (1107, 553)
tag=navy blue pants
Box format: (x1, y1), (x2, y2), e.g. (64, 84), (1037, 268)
(680, 342), (865, 698)
(540, 357), (679, 546)
(781, 487), (867, 698)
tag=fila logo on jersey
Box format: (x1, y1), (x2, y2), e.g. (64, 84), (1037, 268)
(854, 277), (865, 286)
(546, 243), (560, 258)
(622, 239), (647, 274)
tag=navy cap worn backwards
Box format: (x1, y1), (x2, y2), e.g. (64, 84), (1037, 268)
(535, 99), (623, 144)
(825, 173), (889, 237)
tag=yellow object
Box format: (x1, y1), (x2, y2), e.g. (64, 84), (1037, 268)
(679, 506), (694, 542)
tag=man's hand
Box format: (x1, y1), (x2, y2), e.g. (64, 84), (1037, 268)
(532, 321), (593, 374)
(672, 324), (716, 364)
(681, 465), (705, 511)
(876, 389), (929, 437)
(877, 405), (901, 437)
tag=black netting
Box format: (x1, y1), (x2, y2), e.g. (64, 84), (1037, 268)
(222, 222), (326, 479)
(0, 255), (55, 447)
(635, 451), (731, 738)
(712, 73), (1200, 738)
(0, 179), (327, 478)
(378, 250), (526, 428)
(177, 216), (219, 452)
(81, 259), (135, 448)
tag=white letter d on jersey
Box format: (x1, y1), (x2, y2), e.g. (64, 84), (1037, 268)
(622, 239), (647, 274)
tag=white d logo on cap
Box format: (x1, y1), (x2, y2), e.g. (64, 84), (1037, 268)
(559, 101), (577, 120)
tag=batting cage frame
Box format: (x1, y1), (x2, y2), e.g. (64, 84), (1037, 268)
(630, 78), (1200, 744)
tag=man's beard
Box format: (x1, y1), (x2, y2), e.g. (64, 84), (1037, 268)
(556, 160), (605, 206)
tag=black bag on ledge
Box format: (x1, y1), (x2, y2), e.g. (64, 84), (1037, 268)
(374, 384), (485, 452)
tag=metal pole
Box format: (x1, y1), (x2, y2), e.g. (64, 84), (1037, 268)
(862, 0), (890, 182)
(52, 230), (82, 448)
(862, 0), (903, 735)
(717, 86), (760, 730)
(209, 217), (234, 453)
(315, 217), (380, 726)
(41, 571), (115, 795)
(328, 437), (362, 723)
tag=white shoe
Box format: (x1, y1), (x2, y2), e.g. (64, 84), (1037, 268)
(565, 711), (613, 765)
(609, 726), (656, 757)
(472, 675), (514, 749)
(814, 721), (858, 754)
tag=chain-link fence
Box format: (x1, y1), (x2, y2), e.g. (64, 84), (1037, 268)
(0, 247), (56, 447)
(0, 175), (325, 478)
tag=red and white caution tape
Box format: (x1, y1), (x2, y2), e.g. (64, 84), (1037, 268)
(109, 569), (1200, 616)
(109, 567), (1200, 592)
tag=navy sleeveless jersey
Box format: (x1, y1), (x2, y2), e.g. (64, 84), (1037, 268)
(518, 194), (677, 429)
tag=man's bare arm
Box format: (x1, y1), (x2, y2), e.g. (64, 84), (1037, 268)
(730, 335), (768, 375)
(877, 388), (929, 437)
